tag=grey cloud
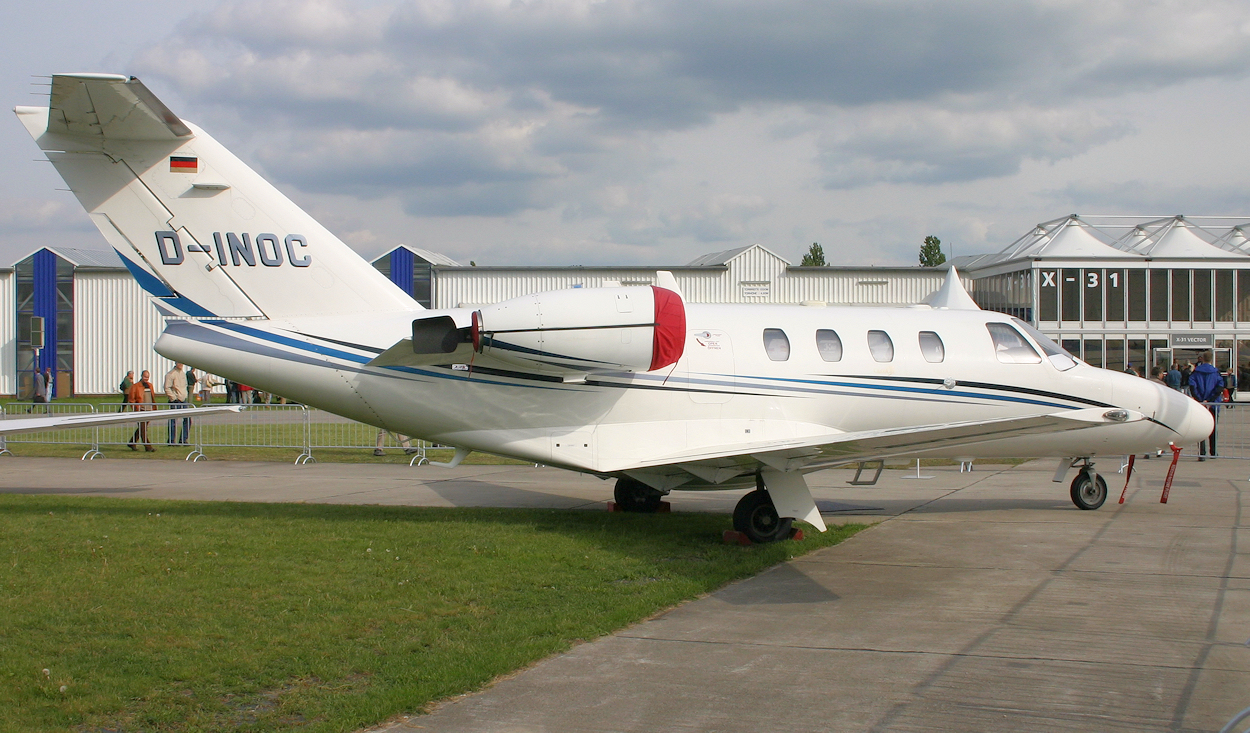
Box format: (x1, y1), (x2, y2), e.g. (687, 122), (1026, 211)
(399, 181), (557, 217)
(126, 0), (1250, 223)
(598, 193), (772, 246)
(0, 199), (93, 234)
(145, 0), (1250, 133)
(818, 107), (1131, 187)
(254, 127), (563, 195)
(1047, 181), (1250, 215)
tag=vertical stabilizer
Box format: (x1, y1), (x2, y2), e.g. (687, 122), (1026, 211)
(16, 74), (420, 320)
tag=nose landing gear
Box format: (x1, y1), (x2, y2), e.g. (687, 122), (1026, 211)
(1070, 464), (1108, 510)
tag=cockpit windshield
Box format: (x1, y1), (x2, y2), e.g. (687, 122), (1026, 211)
(1012, 318), (1078, 371)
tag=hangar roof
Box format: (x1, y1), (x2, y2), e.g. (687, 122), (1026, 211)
(13, 246), (125, 270)
(1119, 217), (1245, 258)
(957, 215), (1250, 273)
(687, 243), (790, 267)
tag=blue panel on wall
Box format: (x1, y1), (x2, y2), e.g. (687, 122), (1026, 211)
(32, 248), (57, 389)
(390, 247), (415, 297)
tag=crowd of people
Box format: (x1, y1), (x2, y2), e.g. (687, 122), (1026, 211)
(113, 365), (291, 450)
(1144, 354), (1233, 460)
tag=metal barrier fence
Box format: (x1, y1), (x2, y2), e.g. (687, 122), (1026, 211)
(0, 403), (430, 464)
(1184, 401), (1247, 462)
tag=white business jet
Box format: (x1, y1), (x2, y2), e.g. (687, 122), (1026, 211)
(13, 74), (1213, 542)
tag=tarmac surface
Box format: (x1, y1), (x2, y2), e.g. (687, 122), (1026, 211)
(1, 454), (1247, 732)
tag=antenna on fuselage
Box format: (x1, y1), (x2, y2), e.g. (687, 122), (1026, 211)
(925, 266), (980, 310)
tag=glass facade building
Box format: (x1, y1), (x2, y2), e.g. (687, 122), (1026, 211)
(962, 216), (1250, 381)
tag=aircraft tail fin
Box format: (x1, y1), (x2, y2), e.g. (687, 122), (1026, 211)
(16, 73), (420, 320)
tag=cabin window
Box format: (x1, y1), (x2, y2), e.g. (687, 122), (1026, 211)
(987, 322), (1041, 364)
(815, 329), (842, 362)
(919, 331), (944, 363)
(867, 330), (893, 362)
(763, 328), (790, 361)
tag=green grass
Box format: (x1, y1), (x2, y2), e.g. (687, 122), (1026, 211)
(0, 494), (865, 732)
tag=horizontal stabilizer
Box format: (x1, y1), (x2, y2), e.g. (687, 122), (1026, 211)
(42, 74), (191, 141)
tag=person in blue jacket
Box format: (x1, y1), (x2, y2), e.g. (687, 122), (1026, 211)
(1189, 352), (1224, 460)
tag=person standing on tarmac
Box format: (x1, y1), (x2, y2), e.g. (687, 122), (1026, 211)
(1189, 352), (1224, 461)
(119, 370), (133, 404)
(126, 370), (156, 451)
(163, 363), (191, 445)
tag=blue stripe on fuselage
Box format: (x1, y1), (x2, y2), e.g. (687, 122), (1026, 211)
(178, 321), (1095, 409)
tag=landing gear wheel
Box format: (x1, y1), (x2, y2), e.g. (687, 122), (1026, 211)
(1070, 469), (1108, 510)
(614, 477), (664, 513)
(732, 490), (794, 544)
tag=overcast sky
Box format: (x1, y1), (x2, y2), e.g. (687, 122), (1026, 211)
(4, 0), (1250, 268)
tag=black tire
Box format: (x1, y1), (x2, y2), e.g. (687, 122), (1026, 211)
(614, 477), (663, 513)
(732, 490), (794, 544)
(1070, 470), (1108, 510)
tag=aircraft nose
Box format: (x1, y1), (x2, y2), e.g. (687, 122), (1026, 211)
(1172, 390), (1215, 447)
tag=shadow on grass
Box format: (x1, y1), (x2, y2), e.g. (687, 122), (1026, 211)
(0, 493), (855, 560)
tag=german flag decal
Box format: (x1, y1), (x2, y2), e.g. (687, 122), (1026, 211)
(170, 156), (198, 173)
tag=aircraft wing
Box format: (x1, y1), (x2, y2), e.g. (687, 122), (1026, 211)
(0, 405), (243, 437)
(614, 407), (1142, 478)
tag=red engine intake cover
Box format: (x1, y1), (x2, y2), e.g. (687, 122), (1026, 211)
(649, 286), (686, 371)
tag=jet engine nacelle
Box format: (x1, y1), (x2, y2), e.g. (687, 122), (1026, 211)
(472, 285), (686, 373)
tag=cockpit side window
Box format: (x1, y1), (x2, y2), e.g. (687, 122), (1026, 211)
(867, 330), (894, 362)
(987, 323), (1042, 364)
(918, 331), (945, 363)
(1011, 317), (1078, 371)
(763, 328), (790, 361)
(816, 329), (842, 362)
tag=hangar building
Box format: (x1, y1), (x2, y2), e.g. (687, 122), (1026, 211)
(3, 214), (1249, 397)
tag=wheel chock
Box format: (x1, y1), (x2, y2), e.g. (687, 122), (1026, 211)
(722, 527), (805, 545)
(606, 501), (671, 513)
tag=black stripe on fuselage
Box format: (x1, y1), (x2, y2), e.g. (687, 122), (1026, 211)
(838, 374), (1114, 409)
(298, 332), (385, 354)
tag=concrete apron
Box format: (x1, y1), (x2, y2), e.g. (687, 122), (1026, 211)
(0, 456), (1246, 731)
(378, 459), (1248, 733)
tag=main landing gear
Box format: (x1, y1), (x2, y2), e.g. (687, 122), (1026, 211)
(616, 471), (819, 544)
(1070, 464), (1108, 510)
(613, 477), (665, 513)
(732, 488), (794, 544)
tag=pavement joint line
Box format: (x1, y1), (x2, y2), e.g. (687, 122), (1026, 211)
(1168, 478), (1243, 731)
(884, 466), (1012, 521)
(868, 497), (1124, 733)
(607, 634), (1227, 672)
